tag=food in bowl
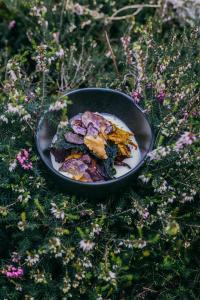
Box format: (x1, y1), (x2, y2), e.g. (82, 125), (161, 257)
(50, 111), (141, 182)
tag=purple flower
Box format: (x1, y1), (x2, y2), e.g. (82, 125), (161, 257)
(183, 111), (189, 120)
(146, 82), (153, 89)
(143, 208), (149, 220)
(131, 90), (141, 103)
(156, 90), (165, 104)
(159, 64), (165, 73)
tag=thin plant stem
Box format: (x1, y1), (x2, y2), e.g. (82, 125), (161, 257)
(105, 31), (120, 78)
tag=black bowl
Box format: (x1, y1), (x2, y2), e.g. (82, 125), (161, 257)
(36, 88), (153, 199)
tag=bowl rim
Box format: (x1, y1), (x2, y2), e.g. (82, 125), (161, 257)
(36, 87), (154, 186)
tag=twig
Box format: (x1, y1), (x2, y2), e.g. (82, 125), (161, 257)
(105, 31), (120, 77)
(185, 224), (200, 228)
(71, 38), (85, 86)
(108, 4), (160, 21)
(59, 0), (66, 38)
(41, 71), (45, 108)
(108, 8), (142, 20)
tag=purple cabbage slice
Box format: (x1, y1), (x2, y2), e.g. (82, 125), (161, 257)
(64, 132), (84, 144)
(81, 111), (113, 135)
(70, 113), (87, 136)
(70, 113), (82, 123)
(104, 124), (113, 134)
(81, 154), (92, 164)
(87, 123), (99, 137)
(81, 111), (102, 130)
(71, 120), (87, 136)
(60, 158), (88, 173)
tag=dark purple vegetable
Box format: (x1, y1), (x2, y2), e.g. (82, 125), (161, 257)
(87, 166), (105, 182)
(50, 148), (66, 163)
(114, 161), (131, 169)
(81, 154), (92, 164)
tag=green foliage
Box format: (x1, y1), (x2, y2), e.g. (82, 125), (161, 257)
(0, 1), (199, 300)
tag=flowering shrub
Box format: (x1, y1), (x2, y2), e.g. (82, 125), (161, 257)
(0, 1), (199, 299)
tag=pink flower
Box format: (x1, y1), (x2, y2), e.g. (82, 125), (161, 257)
(121, 36), (133, 65)
(175, 132), (197, 151)
(156, 90), (165, 104)
(121, 36), (131, 51)
(8, 20), (16, 30)
(16, 149), (32, 170)
(2, 265), (24, 278)
(131, 90), (141, 103)
(143, 208), (149, 219)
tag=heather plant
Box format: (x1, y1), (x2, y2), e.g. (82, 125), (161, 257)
(0, 1), (199, 299)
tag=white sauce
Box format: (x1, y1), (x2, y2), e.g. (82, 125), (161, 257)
(50, 113), (141, 180)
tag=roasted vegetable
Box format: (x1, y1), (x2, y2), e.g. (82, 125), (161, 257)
(51, 111), (136, 181)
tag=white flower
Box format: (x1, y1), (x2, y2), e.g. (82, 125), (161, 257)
(50, 202), (65, 220)
(138, 174), (150, 184)
(79, 240), (95, 252)
(82, 257), (92, 268)
(108, 271), (116, 280)
(74, 3), (84, 15)
(58, 121), (68, 128)
(92, 224), (102, 235)
(17, 193), (31, 204)
(25, 253), (40, 267)
(9, 159), (17, 172)
(15, 284), (22, 291)
(17, 221), (25, 231)
(49, 100), (67, 111)
(0, 115), (8, 123)
(8, 70), (18, 81)
(138, 240), (147, 249)
(155, 180), (168, 193)
(148, 146), (171, 161)
(22, 114), (31, 121)
(168, 195), (176, 203)
(6, 103), (30, 122)
(55, 48), (64, 58)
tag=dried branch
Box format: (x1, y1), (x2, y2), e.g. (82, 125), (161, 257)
(107, 4), (160, 21)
